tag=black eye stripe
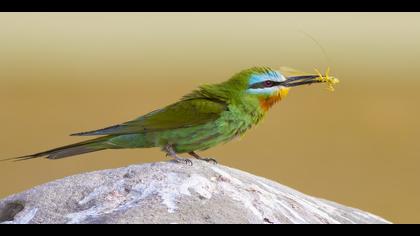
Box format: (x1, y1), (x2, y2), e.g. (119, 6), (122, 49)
(249, 80), (282, 89)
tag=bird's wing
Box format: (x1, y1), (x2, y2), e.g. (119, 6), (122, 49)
(71, 98), (228, 136)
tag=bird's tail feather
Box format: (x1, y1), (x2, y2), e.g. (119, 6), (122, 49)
(2, 136), (114, 162)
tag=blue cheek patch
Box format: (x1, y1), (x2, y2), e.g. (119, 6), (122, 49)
(247, 86), (279, 95)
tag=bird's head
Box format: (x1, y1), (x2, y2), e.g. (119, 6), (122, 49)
(244, 67), (290, 111)
(186, 66), (338, 112)
(230, 66), (338, 111)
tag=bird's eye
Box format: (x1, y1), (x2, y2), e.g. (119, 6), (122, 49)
(264, 81), (274, 87)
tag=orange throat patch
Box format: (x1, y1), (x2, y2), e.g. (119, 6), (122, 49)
(259, 88), (290, 112)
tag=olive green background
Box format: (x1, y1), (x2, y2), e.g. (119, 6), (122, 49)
(1, 13), (419, 223)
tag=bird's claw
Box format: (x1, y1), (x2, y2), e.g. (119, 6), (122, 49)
(167, 156), (193, 166)
(188, 151), (218, 164)
(176, 158), (193, 166)
(164, 145), (193, 166)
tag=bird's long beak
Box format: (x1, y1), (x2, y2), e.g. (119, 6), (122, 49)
(281, 75), (323, 87)
(278, 68), (339, 91)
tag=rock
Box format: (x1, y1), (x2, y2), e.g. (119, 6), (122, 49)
(0, 160), (390, 224)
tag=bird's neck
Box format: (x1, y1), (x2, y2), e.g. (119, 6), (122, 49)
(258, 88), (289, 112)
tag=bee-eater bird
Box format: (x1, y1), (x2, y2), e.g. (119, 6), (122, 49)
(8, 67), (338, 165)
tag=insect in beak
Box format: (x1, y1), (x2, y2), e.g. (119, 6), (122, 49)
(281, 68), (339, 91)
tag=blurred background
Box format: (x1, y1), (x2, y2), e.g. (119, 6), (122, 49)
(0, 13), (419, 223)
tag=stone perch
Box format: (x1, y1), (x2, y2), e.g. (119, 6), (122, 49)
(0, 160), (390, 224)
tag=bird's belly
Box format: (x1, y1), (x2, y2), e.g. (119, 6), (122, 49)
(169, 118), (252, 153)
(160, 125), (233, 153)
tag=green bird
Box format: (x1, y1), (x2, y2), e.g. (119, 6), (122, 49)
(8, 67), (338, 165)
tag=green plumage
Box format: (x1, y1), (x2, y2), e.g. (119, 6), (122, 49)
(10, 67), (277, 161)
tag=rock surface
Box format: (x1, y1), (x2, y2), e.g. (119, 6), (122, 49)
(0, 160), (390, 224)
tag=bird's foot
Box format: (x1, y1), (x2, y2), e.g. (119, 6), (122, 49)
(188, 152), (218, 164)
(165, 153), (193, 166)
(175, 157), (193, 166)
(164, 145), (193, 166)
